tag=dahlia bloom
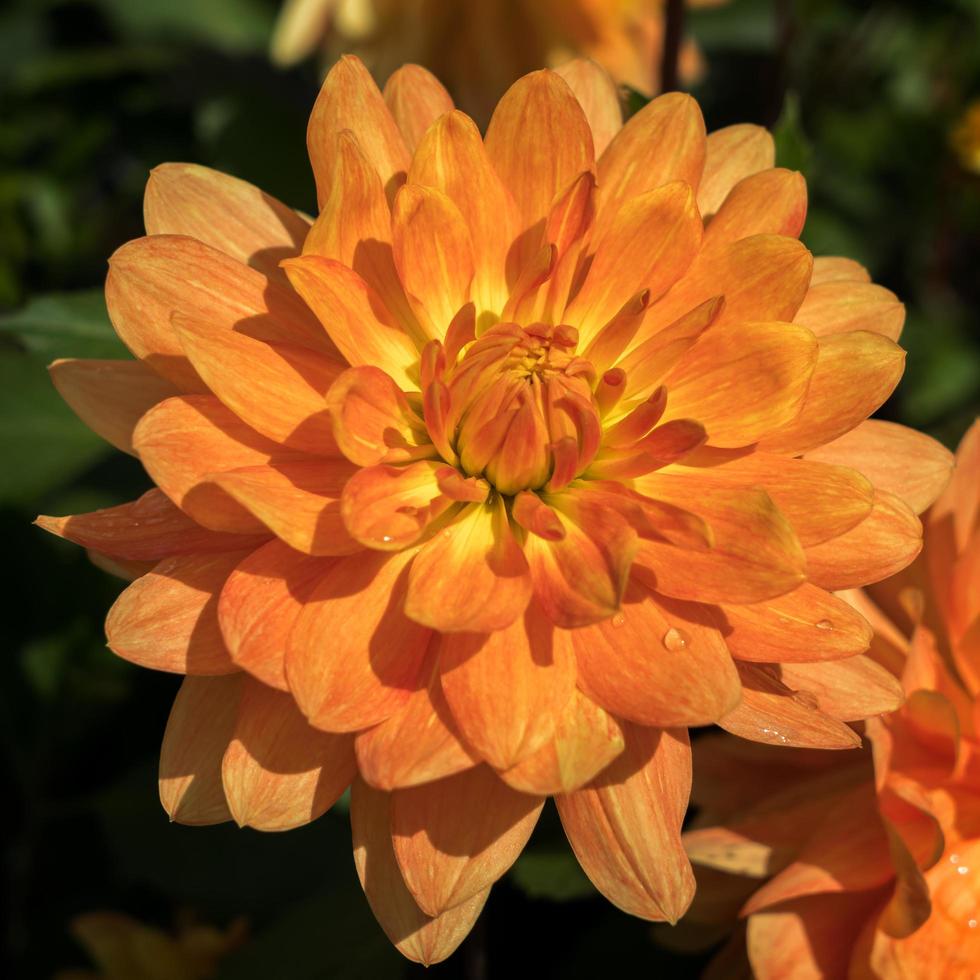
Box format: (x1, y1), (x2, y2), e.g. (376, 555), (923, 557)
(683, 421), (980, 978)
(39, 57), (951, 963)
(271, 0), (716, 122)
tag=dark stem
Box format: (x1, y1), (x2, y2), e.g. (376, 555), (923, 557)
(661, 0), (685, 93)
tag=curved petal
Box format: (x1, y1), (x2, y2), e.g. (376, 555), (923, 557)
(382, 65), (454, 154)
(810, 255), (871, 285)
(779, 656), (905, 722)
(221, 676), (355, 831)
(795, 281), (904, 341)
(556, 724), (695, 923)
(702, 168), (807, 249)
(697, 124), (774, 217)
(391, 765), (544, 917)
(554, 59), (622, 158)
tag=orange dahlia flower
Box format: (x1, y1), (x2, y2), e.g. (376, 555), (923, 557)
(271, 0), (716, 122)
(683, 421), (980, 978)
(38, 57), (951, 964)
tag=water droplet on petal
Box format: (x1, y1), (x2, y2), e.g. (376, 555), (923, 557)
(815, 619), (833, 630)
(662, 627), (690, 651)
(612, 613), (626, 628)
(968, 918), (977, 929)
(951, 853), (961, 864)
(958, 865), (970, 875)
(381, 535), (394, 544)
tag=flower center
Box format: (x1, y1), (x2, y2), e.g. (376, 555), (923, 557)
(446, 322), (602, 495)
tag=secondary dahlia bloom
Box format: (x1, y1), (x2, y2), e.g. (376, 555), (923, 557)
(271, 0), (717, 122)
(39, 57), (952, 963)
(683, 421), (980, 978)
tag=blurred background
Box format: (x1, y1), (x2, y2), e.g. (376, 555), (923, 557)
(2, 0), (979, 976)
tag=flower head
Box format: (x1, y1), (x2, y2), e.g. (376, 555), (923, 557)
(38, 57), (952, 964)
(683, 421), (980, 978)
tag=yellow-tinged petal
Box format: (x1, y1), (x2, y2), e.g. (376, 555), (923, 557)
(144, 163), (309, 282)
(49, 358), (179, 456)
(719, 663), (862, 749)
(554, 59), (622, 158)
(439, 605), (576, 770)
(382, 65), (454, 154)
(287, 548), (430, 732)
(283, 255), (420, 389)
(778, 656), (904, 721)
(660, 320), (818, 447)
(212, 459), (359, 556)
(804, 490), (922, 590)
(36, 489), (268, 561)
(597, 92), (705, 220)
(392, 184), (475, 337)
(307, 55), (409, 206)
(632, 479), (806, 604)
(795, 280), (905, 341)
(721, 583), (874, 664)
(572, 584), (741, 727)
(159, 674), (241, 825)
(221, 676), (355, 831)
(390, 765), (544, 917)
(172, 313), (342, 456)
(805, 419), (954, 515)
(107, 551), (249, 675)
(702, 168), (807, 249)
(697, 124), (774, 217)
(499, 690), (625, 796)
(351, 779), (489, 965)
(759, 330), (906, 454)
(404, 497), (532, 633)
(133, 394), (280, 534)
(556, 724), (695, 922)
(809, 255), (871, 285)
(218, 539), (332, 692)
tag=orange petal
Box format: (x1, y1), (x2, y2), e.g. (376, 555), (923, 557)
(307, 55), (409, 206)
(221, 676), (355, 831)
(722, 583), (873, 664)
(143, 163), (309, 282)
(218, 539), (332, 691)
(795, 280), (905, 342)
(390, 765), (543, 916)
(565, 181), (702, 348)
(485, 70), (594, 272)
(632, 479), (806, 604)
(106, 551), (249, 674)
(351, 779), (488, 965)
(573, 584), (741, 726)
(779, 656), (905, 721)
(159, 674), (241, 825)
(133, 394), (279, 534)
(597, 92), (705, 218)
(325, 365), (432, 467)
(524, 489), (637, 628)
(355, 651), (479, 791)
(679, 450), (874, 546)
(554, 59), (622, 157)
(759, 331), (906, 454)
(404, 497), (532, 633)
(661, 320), (818, 447)
(556, 724), (695, 922)
(499, 690), (625, 796)
(172, 313), (341, 455)
(213, 459), (359, 556)
(641, 234), (812, 340)
(283, 255), (420, 388)
(810, 255), (872, 285)
(392, 183), (475, 337)
(106, 234), (335, 391)
(697, 124), (774, 217)
(719, 663), (862, 749)
(702, 168), (807, 249)
(36, 489), (268, 561)
(804, 490), (922, 590)
(409, 110), (517, 320)
(805, 419), (954, 515)
(439, 604), (576, 770)
(286, 548), (430, 731)
(382, 64), (454, 154)
(49, 358), (179, 455)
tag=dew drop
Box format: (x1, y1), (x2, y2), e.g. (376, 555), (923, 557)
(950, 853), (961, 864)
(662, 627), (690, 651)
(381, 535), (394, 544)
(957, 865), (970, 875)
(612, 613), (626, 628)
(969, 919), (978, 930)
(815, 619), (833, 630)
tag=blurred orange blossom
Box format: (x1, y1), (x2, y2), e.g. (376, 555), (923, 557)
(271, 0), (720, 122)
(37, 56), (954, 963)
(683, 421), (980, 978)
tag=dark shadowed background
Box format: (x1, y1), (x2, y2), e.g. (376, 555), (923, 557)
(3, 0), (979, 976)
